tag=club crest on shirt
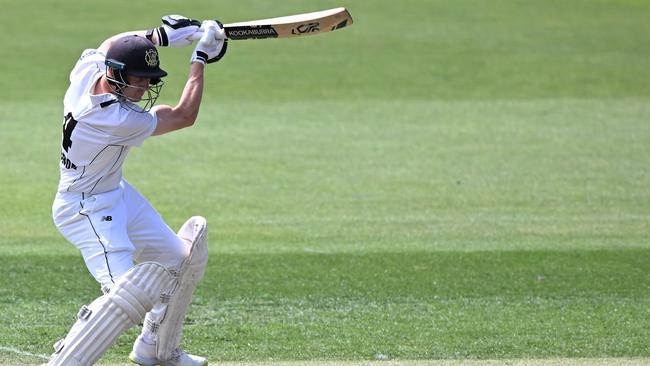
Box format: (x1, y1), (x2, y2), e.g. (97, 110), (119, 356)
(145, 49), (159, 67)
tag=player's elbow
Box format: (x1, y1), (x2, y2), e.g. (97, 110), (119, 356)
(152, 105), (198, 136)
(181, 112), (198, 128)
(174, 108), (198, 129)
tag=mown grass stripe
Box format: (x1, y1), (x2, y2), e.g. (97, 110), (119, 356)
(92, 360), (650, 366)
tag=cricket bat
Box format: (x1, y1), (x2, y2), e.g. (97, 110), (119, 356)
(192, 7), (353, 41)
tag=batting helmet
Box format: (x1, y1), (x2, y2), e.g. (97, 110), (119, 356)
(105, 35), (167, 112)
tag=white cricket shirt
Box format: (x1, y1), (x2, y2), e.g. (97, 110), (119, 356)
(57, 49), (157, 194)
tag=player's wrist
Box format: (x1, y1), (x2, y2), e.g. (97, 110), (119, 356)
(190, 53), (207, 65)
(145, 28), (160, 45)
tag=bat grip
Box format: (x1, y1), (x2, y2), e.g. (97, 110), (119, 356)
(189, 27), (226, 41)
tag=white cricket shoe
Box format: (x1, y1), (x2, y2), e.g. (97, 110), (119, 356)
(129, 335), (207, 366)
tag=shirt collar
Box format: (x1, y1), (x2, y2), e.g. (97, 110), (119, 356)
(89, 92), (117, 107)
(88, 73), (118, 107)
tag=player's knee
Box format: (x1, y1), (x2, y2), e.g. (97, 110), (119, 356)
(177, 216), (208, 277)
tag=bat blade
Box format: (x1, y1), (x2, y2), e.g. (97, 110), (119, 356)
(224, 7), (353, 40)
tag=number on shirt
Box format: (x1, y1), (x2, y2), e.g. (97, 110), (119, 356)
(62, 113), (78, 152)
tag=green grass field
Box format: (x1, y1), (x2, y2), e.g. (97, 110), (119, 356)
(1, 0), (650, 365)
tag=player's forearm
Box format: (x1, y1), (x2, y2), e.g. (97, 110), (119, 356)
(151, 57), (206, 136)
(174, 63), (205, 124)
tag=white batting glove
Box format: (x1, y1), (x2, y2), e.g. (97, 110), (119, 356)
(149, 15), (201, 47)
(190, 20), (228, 64)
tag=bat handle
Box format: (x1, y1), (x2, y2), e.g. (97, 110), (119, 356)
(188, 27), (227, 41)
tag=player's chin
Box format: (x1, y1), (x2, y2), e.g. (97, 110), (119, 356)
(127, 93), (144, 102)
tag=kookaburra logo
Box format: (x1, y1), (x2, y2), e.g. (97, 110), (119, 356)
(145, 49), (159, 67)
(292, 22), (320, 34)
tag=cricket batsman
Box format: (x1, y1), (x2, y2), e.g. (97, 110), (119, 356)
(48, 15), (226, 366)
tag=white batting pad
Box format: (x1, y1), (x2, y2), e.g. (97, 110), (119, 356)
(154, 216), (208, 360)
(46, 262), (173, 366)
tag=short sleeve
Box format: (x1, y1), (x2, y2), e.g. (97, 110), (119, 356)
(69, 49), (106, 84)
(64, 49), (106, 112)
(109, 108), (158, 147)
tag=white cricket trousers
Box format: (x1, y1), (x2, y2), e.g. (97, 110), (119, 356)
(52, 179), (188, 292)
